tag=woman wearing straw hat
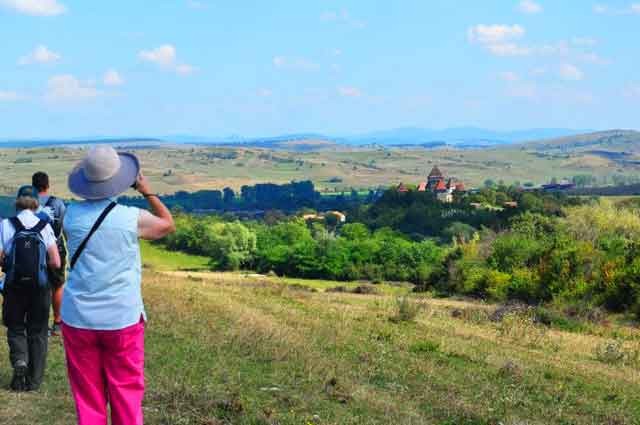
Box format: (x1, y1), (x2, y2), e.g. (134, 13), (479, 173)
(61, 145), (175, 425)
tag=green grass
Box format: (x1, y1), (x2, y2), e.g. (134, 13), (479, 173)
(2, 245), (640, 424)
(142, 242), (411, 295)
(140, 240), (211, 271)
(2, 270), (638, 424)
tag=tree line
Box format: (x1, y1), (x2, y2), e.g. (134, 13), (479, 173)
(119, 180), (379, 213)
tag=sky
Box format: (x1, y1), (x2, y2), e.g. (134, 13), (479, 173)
(0, 0), (639, 139)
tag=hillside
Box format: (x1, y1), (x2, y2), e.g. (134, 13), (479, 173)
(2, 130), (640, 198)
(348, 127), (588, 146)
(1, 247), (638, 424)
(523, 129), (640, 152)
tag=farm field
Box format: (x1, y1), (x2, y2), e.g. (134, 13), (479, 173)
(2, 132), (640, 198)
(1, 246), (638, 425)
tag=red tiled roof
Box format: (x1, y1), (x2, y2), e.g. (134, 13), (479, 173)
(454, 182), (465, 191)
(435, 180), (447, 191)
(417, 182), (427, 191)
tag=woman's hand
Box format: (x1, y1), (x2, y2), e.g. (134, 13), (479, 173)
(135, 172), (152, 196)
(135, 171), (176, 240)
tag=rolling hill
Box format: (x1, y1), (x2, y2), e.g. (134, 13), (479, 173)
(523, 129), (640, 153)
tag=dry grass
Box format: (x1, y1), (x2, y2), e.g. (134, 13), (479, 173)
(2, 143), (639, 198)
(1, 269), (639, 424)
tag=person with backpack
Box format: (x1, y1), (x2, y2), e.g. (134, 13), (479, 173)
(61, 145), (175, 425)
(31, 171), (67, 336)
(32, 171), (67, 337)
(0, 185), (61, 392)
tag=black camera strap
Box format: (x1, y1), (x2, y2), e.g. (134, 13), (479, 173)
(70, 202), (117, 269)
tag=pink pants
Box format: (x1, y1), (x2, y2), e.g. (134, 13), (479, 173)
(62, 320), (145, 425)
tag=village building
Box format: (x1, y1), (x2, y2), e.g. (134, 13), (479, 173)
(397, 165), (466, 203)
(302, 210), (347, 223)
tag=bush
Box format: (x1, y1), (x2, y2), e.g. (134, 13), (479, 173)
(594, 340), (625, 364)
(497, 309), (549, 348)
(389, 297), (421, 323)
(409, 340), (440, 354)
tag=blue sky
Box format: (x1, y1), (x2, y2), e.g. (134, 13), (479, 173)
(0, 0), (639, 139)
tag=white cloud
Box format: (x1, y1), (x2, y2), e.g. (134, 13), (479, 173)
(338, 86), (362, 98)
(0, 91), (24, 102)
(519, 0), (542, 14)
(18, 45), (61, 65)
(499, 71), (520, 82)
(558, 64), (584, 81)
(139, 45), (176, 66)
(486, 43), (531, 56)
(594, 3), (640, 15)
(593, 4), (608, 14)
(467, 24), (525, 44)
(467, 24), (531, 56)
(257, 88), (273, 97)
(45, 74), (101, 102)
(139, 44), (195, 76)
(0, 0), (65, 16)
(272, 56), (318, 71)
(320, 9), (365, 29)
(186, 0), (206, 9)
(103, 69), (124, 86)
(536, 41), (570, 56)
(579, 52), (610, 65)
(175, 64), (196, 75)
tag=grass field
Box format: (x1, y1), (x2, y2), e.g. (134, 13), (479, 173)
(2, 142), (640, 198)
(1, 247), (639, 424)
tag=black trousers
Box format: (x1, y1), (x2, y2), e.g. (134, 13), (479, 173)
(2, 284), (51, 388)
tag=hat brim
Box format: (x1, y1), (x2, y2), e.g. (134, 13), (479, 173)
(68, 152), (140, 200)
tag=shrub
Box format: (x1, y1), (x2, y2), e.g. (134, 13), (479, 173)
(497, 309), (549, 348)
(594, 340), (625, 364)
(485, 269), (512, 301)
(389, 297), (421, 323)
(409, 340), (440, 354)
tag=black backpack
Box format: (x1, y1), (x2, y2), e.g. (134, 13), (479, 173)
(3, 218), (49, 290)
(41, 196), (63, 239)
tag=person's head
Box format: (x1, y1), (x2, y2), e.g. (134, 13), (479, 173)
(32, 171), (50, 193)
(68, 145), (140, 200)
(15, 185), (40, 211)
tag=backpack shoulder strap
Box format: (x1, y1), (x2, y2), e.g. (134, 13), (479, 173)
(9, 217), (25, 233)
(70, 202), (117, 270)
(45, 196), (56, 208)
(31, 219), (48, 234)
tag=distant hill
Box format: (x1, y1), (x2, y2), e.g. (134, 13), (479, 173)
(0, 137), (164, 148)
(346, 127), (589, 146)
(8, 128), (640, 153)
(522, 129), (640, 152)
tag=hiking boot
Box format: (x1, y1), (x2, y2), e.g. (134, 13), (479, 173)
(10, 360), (28, 392)
(49, 321), (62, 337)
(25, 379), (40, 392)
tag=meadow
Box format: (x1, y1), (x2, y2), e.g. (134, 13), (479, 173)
(1, 244), (638, 425)
(2, 133), (640, 199)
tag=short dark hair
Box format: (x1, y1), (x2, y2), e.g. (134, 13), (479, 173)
(32, 172), (49, 192)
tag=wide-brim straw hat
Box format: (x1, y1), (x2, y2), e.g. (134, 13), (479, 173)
(68, 145), (140, 200)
